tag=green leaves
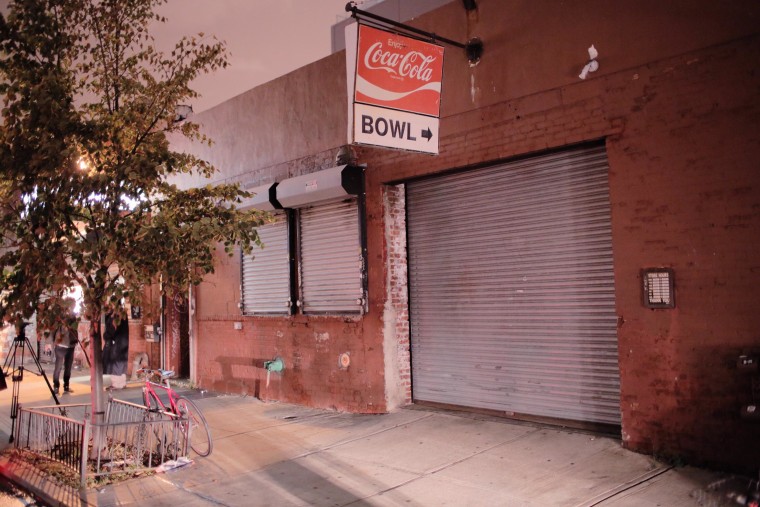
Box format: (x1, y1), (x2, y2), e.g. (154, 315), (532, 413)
(0, 0), (263, 330)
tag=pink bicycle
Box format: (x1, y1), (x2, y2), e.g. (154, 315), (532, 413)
(138, 368), (212, 457)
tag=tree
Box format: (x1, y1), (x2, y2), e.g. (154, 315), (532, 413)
(0, 0), (266, 433)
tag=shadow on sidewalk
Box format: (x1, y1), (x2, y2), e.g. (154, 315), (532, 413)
(261, 458), (382, 506)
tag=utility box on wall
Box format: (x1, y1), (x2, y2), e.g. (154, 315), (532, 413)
(145, 324), (160, 343)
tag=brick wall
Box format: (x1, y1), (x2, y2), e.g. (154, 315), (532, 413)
(171, 0), (759, 473)
(606, 38), (760, 472)
(359, 34), (760, 473)
(383, 183), (411, 408)
(190, 243), (386, 413)
(192, 316), (385, 413)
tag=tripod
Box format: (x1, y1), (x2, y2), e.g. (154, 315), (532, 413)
(2, 321), (60, 443)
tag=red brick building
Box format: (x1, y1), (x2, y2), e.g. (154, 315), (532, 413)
(166, 0), (760, 472)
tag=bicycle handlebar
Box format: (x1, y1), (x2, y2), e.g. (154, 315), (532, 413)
(137, 368), (176, 380)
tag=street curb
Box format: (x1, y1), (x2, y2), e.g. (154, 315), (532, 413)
(0, 455), (89, 507)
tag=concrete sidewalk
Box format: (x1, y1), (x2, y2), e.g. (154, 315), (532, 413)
(0, 362), (737, 506)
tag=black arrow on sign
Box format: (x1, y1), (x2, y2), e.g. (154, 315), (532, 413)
(421, 128), (433, 141)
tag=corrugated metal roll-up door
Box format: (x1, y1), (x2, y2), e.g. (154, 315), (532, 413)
(407, 145), (621, 425)
(299, 199), (363, 314)
(241, 216), (290, 315)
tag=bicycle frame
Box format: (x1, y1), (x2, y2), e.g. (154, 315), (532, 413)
(137, 368), (213, 457)
(143, 374), (182, 415)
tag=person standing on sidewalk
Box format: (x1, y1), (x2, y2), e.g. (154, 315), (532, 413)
(103, 310), (129, 389)
(52, 310), (79, 395)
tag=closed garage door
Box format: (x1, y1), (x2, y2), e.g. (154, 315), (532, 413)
(407, 145), (620, 425)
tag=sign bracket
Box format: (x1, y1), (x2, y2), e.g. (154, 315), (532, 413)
(345, 2), (483, 65)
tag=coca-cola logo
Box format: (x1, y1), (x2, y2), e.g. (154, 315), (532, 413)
(354, 25), (444, 116)
(364, 40), (437, 82)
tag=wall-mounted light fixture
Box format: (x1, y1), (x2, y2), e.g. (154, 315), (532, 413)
(335, 145), (357, 166)
(578, 45), (599, 80)
(173, 104), (193, 123)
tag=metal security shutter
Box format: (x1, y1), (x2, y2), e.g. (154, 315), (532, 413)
(407, 145), (621, 425)
(299, 199), (363, 314)
(241, 217), (290, 314)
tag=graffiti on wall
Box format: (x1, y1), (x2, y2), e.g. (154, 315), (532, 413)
(171, 294), (182, 364)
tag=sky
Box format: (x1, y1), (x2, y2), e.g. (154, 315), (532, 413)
(152, 0), (352, 112)
(0, 0), (353, 112)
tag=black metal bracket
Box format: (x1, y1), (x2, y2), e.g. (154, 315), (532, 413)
(345, 2), (483, 65)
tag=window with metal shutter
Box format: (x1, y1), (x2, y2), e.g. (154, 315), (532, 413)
(241, 216), (290, 315)
(299, 199), (363, 314)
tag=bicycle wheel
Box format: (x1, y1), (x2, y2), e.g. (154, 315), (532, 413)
(176, 397), (212, 457)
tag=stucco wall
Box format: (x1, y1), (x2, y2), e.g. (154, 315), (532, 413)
(169, 52), (349, 189)
(171, 0), (760, 472)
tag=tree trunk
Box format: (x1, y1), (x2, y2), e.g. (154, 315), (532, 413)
(88, 310), (106, 458)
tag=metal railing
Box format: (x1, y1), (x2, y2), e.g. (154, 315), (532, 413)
(14, 404), (89, 475)
(92, 398), (188, 479)
(14, 398), (189, 488)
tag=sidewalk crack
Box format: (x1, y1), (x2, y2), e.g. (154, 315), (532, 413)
(572, 465), (674, 507)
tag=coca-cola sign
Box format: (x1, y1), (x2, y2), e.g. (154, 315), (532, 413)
(354, 24), (444, 117)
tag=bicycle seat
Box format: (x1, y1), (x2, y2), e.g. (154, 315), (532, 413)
(157, 369), (175, 379)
